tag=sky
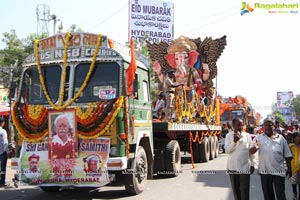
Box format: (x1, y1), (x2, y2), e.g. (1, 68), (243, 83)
(1, 0), (300, 119)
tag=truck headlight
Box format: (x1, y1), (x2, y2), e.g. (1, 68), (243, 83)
(110, 146), (118, 156)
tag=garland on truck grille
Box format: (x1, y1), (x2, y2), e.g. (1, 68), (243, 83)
(34, 33), (103, 110)
(12, 96), (124, 142)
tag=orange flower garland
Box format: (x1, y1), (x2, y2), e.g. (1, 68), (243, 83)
(12, 102), (48, 143)
(78, 96), (124, 139)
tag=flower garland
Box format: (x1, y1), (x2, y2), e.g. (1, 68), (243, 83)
(12, 96), (124, 142)
(12, 102), (48, 143)
(189, 131), (221, 168)
(77, 96), (124, 139)
(76, 102), (96, 120)
(189, 132), (196, 169)
(58, 32), (72, 106)
(28, 104), (45, 120)
(34, 33), (103, 110)
(175, 95), (182, 122)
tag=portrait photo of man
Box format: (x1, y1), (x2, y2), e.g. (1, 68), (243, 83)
(23, 154), (42, 179)
(48, 109), (77, 159)
(83, 155), (102, 176)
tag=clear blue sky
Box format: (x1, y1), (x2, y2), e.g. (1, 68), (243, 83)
(1, 0), (300, 119)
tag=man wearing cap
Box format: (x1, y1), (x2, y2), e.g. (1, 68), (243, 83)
(84, 155), (101, 176)
(0, 117), (8, 187)
(250, 117), (292, 200)
(24, 154), (41, 179)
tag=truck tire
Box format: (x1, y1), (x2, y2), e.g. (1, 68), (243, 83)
(199, 137), (210, 162)
(209, 136), (215, 160)
(214, 135), (219, 158)
(192, 143), (201, 163)
(125, 146), (148, 195)
(40, 186), (60, 192)
(164, 140), (181, 177)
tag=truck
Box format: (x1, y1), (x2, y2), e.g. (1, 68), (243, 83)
(11, 32), (227, 194)
(220, 95), (262, 132)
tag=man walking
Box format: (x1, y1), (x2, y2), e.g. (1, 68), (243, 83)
(225, 118), (255, 200)
(0, 117), (8, 187)
(250, 117), (292, 200)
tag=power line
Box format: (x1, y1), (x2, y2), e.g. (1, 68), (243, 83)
(180, 10), (237, 35)
(176, 5), (240, 30)
(88, 3), (128, 32)
(179, 0), (267, 35)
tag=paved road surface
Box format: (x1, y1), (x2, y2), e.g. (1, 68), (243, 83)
(1, 154), (294, 200)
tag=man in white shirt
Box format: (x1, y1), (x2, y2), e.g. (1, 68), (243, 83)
(0, 117), (8, 187)
(153, 93), (165, 114)
(50, 114), (74, 159)
(225, 118), (255, 200)
(250, 117), (292, 200)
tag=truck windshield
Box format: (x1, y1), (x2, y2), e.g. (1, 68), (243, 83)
(220, 111), (229, 121)
(231, 110), (244, 120)
(74, 62), (120, 102)
(20, 65), (61, 104)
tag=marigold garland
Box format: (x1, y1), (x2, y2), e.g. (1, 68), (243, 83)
(77, 96), (124, 139)
(12, 96), (124, 142)
(28, 104), (44, 120)
(34, 33), (103, 110)
(76, 102), (96, 120)
(189, 131), (220, 168)
(58, 32), (72, 106)
(12, 102), (48, 143)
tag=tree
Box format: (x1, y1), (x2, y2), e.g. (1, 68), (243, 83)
(0, 30), (48, 88)
(273, 110), (286, 123)
(288, 96), (300, 121)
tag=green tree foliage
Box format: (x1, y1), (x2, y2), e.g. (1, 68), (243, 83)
(0, 29), (25, 67)
(288, 96), (300, 121)
(0, 29), (48, 87)
(273, 110), (286, 123)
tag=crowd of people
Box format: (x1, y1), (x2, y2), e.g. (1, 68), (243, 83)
(224, 117), (300, 200)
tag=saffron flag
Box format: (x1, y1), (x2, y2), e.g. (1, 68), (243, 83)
(126, 39), (137, 96)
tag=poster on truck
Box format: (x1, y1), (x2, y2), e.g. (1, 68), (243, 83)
(19, 138), (110, 186)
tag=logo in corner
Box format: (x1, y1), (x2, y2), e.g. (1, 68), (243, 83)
(240, 2), (254, 15)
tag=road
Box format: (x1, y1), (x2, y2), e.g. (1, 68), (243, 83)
(1, 154), (294, 200)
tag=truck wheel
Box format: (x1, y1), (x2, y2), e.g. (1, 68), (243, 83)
(214, 135), (219, 158)
(164, 140), (181, 177)
(40, 186), (60, 192)
(200, 137), (210, 162)
(192, 143), (201, 163)
(125, 146), (148, 195)
(209, 136), (215, 160)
